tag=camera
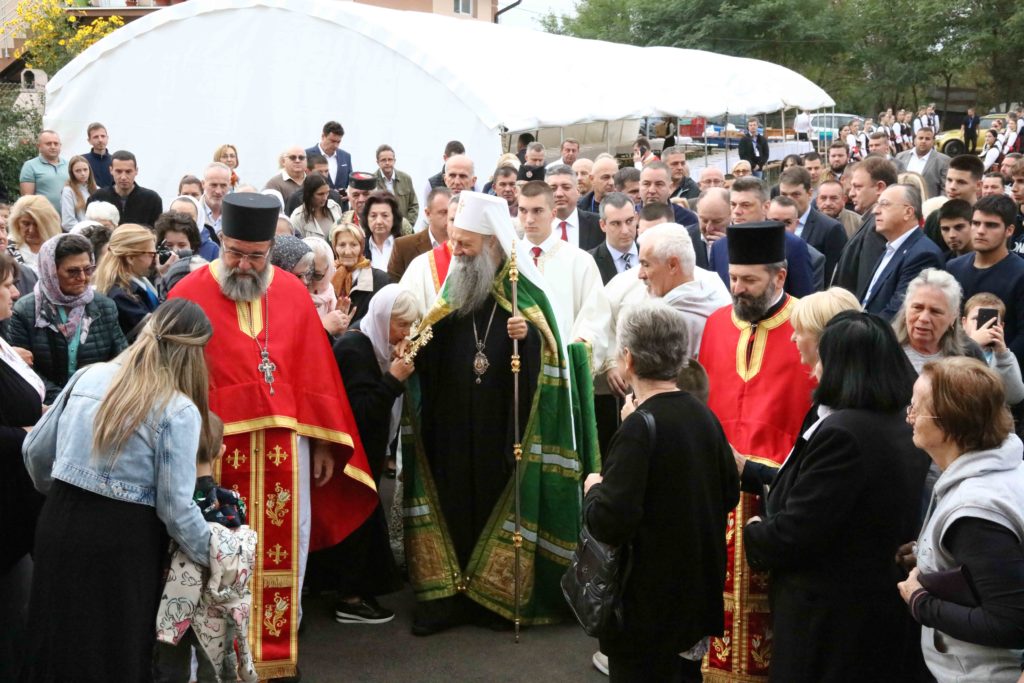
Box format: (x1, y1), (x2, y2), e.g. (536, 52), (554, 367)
(157, 242), (174, 265)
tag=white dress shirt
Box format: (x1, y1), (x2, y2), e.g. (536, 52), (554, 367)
(605, 241), (638, 274)
(863, 228), (917, 303)
(905, 149), (932, 175)
(551, 209), (581, 249)
(795, 205), (812, 238)
(318, 144), (338, 186)
(368, 234), (395, 271)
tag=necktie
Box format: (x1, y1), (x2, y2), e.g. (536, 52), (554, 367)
(622, 253), (632, 270)
(531, 246), (542, 266)
(559, 221), (568, 241)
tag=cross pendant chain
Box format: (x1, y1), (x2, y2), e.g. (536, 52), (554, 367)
(258, 350), (277, 395)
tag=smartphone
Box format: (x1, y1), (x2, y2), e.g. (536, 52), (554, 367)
(976, 307), (1000, 330)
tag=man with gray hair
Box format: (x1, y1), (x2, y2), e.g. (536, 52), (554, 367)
(201, 162), (231, 235)
(663, 146), (700, 200)
(546, 138), (580, 169)
(637, 223), (730, 357)
(861, 183), (944, 320)
(546, 164), (603, 250)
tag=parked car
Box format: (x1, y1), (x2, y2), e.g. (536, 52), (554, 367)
(808, 112), (864, 144)
(935, 113), (1006, 157)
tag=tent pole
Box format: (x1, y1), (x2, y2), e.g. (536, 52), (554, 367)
(781, 107), (787, 144)
(704, 118), (709, 167)
(724, 111), (729, 172)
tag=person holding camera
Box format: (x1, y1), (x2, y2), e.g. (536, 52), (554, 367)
(93, 224), (160, 338)
(962, 293), (1024, 405)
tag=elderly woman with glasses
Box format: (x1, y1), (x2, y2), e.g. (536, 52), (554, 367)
(303, 236), (352, 338)
(5, 234), (127, 403)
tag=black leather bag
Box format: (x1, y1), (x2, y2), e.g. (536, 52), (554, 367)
(561, 409), (654, 638)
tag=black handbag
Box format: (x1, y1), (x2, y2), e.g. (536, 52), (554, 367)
(561, 409), (655, 638)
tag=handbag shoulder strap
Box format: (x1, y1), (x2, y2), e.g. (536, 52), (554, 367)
(636, 408), (656, 451)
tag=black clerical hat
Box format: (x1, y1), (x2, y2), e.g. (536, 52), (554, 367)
(348, 172), (377, 191)
(517, 164), (545, 182)
(726, 221), (786, 265)
(221, 193), (279, 242)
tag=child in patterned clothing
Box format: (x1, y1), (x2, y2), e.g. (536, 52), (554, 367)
(153, 413), (246, 683)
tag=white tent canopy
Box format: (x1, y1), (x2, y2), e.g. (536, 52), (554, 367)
(45, 0), (835, 202)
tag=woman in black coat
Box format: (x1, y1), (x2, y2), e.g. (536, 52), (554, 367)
(310, 284), (419, 625)
(743, 312), (931, 683)
(584, 300), (740, 682)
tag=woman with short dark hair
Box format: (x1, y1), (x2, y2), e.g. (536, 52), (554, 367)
(361, 191), (402, 271)
(5, 234), (127, 402)
(743, 312), (931, 682)
(583, 300), (739, 682)
(898, 357), (1024, 681)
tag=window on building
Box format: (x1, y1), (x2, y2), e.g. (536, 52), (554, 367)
(454, 0), (473, 15)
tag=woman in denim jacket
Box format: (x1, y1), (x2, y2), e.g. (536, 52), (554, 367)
(21, 298), (214, 683)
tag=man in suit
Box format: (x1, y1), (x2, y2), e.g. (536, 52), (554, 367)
(816, 180), (862, 238)
(962, 107), (981, 153)
(833, 156), (899, 293)
(492, 166), (518, 217)
(738, 118), (770, 177)
(546, 164), (604, 251)
(387, 186), (451, 283)
(694, 188), (729, 269)
(588, 192), (637, 285)
(639, 162), (698, 228)
(708, 177), (816, 296)
(577, 155), (618, 214)
(305, 120), (352, 194)
(778, 166), (847, 284)
(374, 144), (419, 225)
(894, 127), (950, 198)
(769, 197), (826, 291)
(861, 184), (944, 320)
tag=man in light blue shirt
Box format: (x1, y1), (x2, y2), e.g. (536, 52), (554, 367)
(19, 130), (68, 213)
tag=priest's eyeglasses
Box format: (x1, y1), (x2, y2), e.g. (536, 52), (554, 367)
(222, 247), (268, 265)
(906, 403), (939, 421)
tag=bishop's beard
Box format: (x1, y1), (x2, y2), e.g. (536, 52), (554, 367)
(447, 246), (499, 315)
(220, 263), (272, 302)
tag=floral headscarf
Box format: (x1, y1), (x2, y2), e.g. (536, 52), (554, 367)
(303, 237), (337, 315)
(33, 234), (95, 341)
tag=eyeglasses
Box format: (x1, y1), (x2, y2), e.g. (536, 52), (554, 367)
(62, 265), (96, 279)
(286, 155), (307, 162)
(877, 199), (910, 210)
(222, 247), (268, 264)
(294, 268), (314, 283)
(311, 270), (326, 282)
(906, 403), (940, 421)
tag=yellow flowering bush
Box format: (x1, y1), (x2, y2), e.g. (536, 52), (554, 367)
(3, 0), (123, 75)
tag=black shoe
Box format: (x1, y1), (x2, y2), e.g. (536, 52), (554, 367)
(335, 597), (395, 624)
(410, 598), (461, 636)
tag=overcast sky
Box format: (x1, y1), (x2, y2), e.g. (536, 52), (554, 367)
(496, 0), (577, 30)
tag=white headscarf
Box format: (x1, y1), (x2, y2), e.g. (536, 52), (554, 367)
(357, 284), (405, 441)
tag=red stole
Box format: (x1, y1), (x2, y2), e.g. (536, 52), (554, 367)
(699, 297), (816, 682)
(428, 242), (452, 293)
(170, 262), (377, 679)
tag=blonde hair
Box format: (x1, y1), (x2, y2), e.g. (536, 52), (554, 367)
(791, 288), (862, 337)
(9, 195), (61, 248)
(93, 299), (212, 459)
(213, 143), (238, 166)
(93, 224), (155, 297)
(495, 152), (521, 172)
(731, 160), (752, 174)
(331, 222), (364, 252)
(66, 155), (97, 213)
(898, 172), (928, 201)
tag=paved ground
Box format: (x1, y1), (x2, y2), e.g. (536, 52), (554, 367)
(296, 479), (606, 683)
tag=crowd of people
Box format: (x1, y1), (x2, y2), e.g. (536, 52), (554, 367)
(2, 112), (1024, 683)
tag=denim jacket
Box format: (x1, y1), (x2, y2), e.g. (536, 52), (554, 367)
(23, 362), (211, 565)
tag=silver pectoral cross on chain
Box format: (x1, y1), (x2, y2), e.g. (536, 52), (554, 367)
(258, 350), (277, 395)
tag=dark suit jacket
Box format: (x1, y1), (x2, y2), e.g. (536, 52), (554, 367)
(738, 133), (770, 170)
(387, 230), (433, 283)
(801, 208), (848, 286)
(687, 224), (709, 270)
(672, 203), (698, 229)
(832, 211), (886, 295)
(743, 408), (930, 683)
(305, 144), (352, 191)
(709, 230), (815, 297)
(577, 191), (600, 215)
(588, 242), (619, 285)
(862, 229), (944, 321)
(578, 210), (605, 251)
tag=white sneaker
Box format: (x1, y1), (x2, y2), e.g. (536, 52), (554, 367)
(592, 651), (609, 676)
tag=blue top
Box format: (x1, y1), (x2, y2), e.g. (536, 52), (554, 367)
(22, 362), (211, 565)
(709, 230), (816, 297)
(20, 155), (68, 213)
(84, 150), (113, 189)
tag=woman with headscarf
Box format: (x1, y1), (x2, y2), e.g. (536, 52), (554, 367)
(330, 223), (388, 325)
(303, 236), (352, 338)
(309, 285), (420, 625)
(4, 234), (127, 403)
(270, 235), (314, 287)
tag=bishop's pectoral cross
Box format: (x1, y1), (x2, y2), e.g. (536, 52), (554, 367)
(258, 350), (277, 395)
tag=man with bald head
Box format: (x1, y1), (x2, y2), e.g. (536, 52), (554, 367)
(698, 166), (725, 192)
(263, 145), (307, 202)
(695, 187), (730, 269)
(578, 155), (618, 214)
(443, 155), (476, 194)
(572, 158), (594, 196)
(201, 162), (231, 236)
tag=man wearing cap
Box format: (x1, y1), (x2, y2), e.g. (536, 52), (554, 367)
(698, 221), (816, 683)
(170, 193), (378, 681)
(338, 172), (413, 236)
(403, 191), (597, 636)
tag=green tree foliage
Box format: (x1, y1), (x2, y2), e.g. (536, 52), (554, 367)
(0, 87), (43, 201)
(543, 0), (1015, 114)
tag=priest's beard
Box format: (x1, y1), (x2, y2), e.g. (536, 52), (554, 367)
(221, 264), (272, 302)
(732, 279), (778, 323)
(448, 246), (500, 316)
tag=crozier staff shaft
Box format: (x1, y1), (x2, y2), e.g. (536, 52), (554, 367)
(510, 241), (523, 643)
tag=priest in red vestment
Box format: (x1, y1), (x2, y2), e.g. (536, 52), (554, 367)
(698, 221), (817, 683)
(171, 193), (377, 681)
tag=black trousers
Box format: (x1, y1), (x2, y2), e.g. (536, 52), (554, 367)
(965, 132), (978, 153)
(608, 652), (701, 683)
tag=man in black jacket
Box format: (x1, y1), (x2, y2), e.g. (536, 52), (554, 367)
(588, 192), (637, 285)
(738, 118), (770, 177)
(87, 150), (162, 228)
(778, 166), (847, 284)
